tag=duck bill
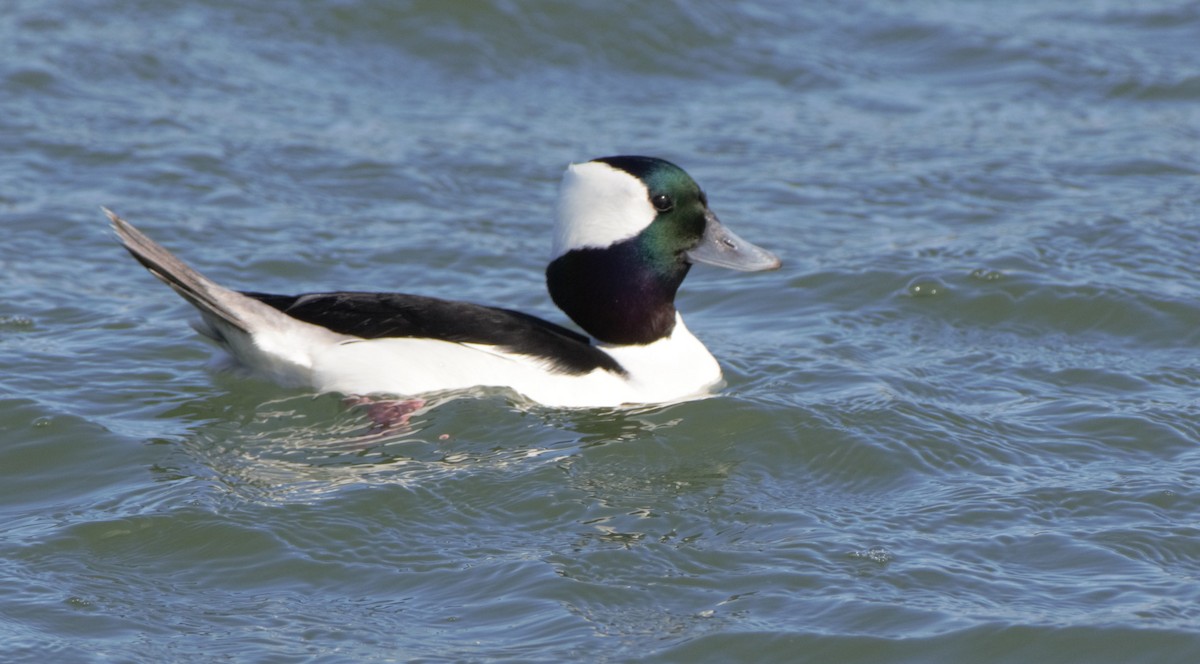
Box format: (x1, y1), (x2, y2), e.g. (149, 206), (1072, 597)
(686, 210), (781, 272)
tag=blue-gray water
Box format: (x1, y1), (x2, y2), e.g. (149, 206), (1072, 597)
(4, 1), (1200, 661)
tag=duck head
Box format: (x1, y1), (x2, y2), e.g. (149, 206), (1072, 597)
(546, 156), (780, 345)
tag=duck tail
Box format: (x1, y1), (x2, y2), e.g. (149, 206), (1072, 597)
(104, 207), (251, 337)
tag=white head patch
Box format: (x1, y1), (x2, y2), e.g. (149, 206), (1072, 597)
(552, 161), (657, 259)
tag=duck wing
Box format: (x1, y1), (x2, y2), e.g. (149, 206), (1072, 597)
(245, 291), (626, 376)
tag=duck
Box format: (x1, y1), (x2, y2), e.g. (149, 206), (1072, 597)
(107, 155), (780, 409)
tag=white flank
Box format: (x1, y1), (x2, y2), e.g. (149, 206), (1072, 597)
(306, 313), (722, 408)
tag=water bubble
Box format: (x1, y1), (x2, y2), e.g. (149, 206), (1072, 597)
(64, 596), (95, 610)
(969, 268), (1003, 281)
(906, 276), (946, 297)
(849, 546), (893, 565)
(0, 315), (35, 330)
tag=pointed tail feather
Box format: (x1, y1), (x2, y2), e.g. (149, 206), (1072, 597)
(105, 207), (355, 387)
(104, 207), (250, 335)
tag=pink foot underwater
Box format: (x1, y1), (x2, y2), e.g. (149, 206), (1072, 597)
(343, 396), (426, 431)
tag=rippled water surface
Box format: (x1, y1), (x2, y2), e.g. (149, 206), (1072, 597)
(4, 1), (1200, 661)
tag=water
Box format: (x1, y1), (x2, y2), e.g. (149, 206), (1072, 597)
(4, 0), (1200, 661)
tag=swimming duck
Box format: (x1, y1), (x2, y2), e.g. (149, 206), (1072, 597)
(107, 155), (780, 408)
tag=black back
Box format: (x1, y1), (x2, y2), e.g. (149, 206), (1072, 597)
(244, 291), (627, 376)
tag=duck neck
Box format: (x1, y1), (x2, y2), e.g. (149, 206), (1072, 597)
(546, 241), (688, 346)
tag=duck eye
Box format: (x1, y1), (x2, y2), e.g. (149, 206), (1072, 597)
(651, 194), (673, 212)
